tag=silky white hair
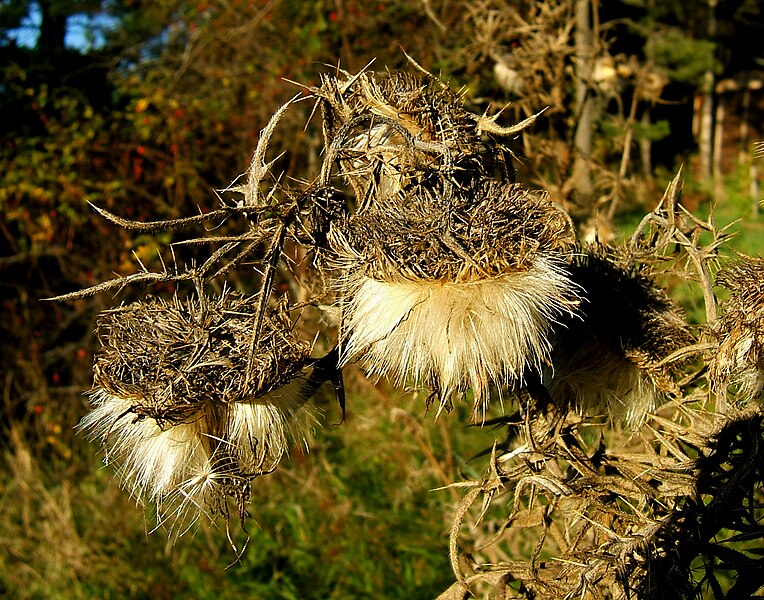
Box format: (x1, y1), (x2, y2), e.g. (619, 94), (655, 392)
(80, 383), (315, 532)
(80, 391), (208, 503)
(542, 342), (660, 426)
(338, 255), (580, 414)
(713, 330), (764, 403)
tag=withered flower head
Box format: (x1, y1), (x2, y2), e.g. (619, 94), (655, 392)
(711, 257), (764, 402)
(313, 70), (513, 205)
(79, 291), (315, 532)
(544, 245), (694, 425)
(329, 179), (580, 416)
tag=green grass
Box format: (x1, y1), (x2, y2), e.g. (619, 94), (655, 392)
(0, 375), (501, 600)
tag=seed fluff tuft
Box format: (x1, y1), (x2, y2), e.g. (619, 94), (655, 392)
(339, 256), (579, 415)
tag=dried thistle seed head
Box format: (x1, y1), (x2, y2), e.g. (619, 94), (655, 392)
(328, 180), (576, 282)
(328, 179), (579, 415)
(81, 290), (316, 533)
(92, 291), (311, 421)
(543, 245), (694, 425)
(314, 70), (511, 203)
(80, 386), (317, 533)
(712, 257), (764, 402)
(80, 390), (208, 502)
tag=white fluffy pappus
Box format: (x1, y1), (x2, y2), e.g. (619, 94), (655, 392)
(79, 383), (316, 532)
(227, 382), (317, 474)
(713, 331), (764, 403)
(542, 342), (660, 427)
(338, 255), (580, 414)
(79, 390), (208, 504)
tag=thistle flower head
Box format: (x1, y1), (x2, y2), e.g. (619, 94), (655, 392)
(543, 245), (694, 425)
(80, 291), (316, 534)
(313, 70), (512, 205)
(711, 257), (764, 402)
(329, 179), (580, 416)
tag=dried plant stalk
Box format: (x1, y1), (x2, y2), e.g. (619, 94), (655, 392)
(442, 401), (764, 599)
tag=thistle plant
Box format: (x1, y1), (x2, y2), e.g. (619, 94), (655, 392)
(314, 69), (578, 415)
(542, 244), (694, 425)
(53, 63), (764, 596)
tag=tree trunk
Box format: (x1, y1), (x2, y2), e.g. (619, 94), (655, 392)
(698, 0), (717, 182)
(572, 0), (595, 208)
(713, 94), (725, 198)
(698, 76), (714, 181)
(640, 110), (652, 181)
(743, 83), (761, 217)
(38, 0), (68, 54)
